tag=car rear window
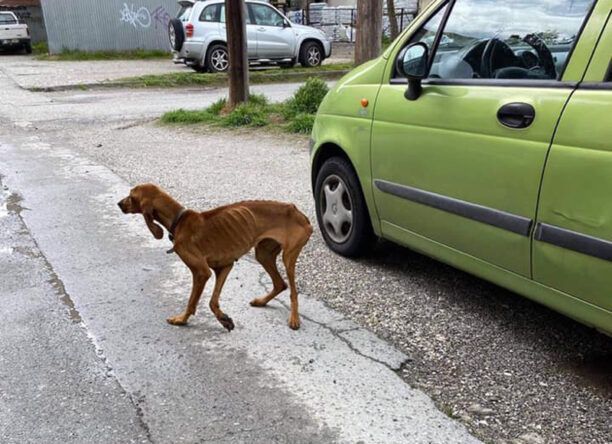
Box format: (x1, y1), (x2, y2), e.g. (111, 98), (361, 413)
(177, 6), (192, 22)
(0, 13), (17, 25)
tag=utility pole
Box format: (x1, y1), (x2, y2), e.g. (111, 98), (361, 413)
(354, 0), (383, 65)
(225, 0), (249, 109)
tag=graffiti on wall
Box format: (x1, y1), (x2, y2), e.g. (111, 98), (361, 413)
(119, 3), (171, 30)
(120, 3), (151, 28)
(151, 6), (172, 30)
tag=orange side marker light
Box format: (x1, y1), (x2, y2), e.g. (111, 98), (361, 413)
(361, 98), (369, 108)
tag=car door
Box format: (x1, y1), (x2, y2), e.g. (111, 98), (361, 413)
(248, 2), (296, 59)
(370, 0), (596, 277)
(533, 8), (612, 316)
(219, 4), (257, 58)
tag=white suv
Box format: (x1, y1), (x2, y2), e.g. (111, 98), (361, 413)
(169, 0), (332, 72)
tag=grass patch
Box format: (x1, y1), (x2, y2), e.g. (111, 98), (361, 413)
(32, 41), (48, 55)
(119, 63), (353, 88)
(161, 77), (330, 135)
(37, 48), (171, 61)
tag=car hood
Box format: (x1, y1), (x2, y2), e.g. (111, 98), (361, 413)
(291, 23), (327, 38)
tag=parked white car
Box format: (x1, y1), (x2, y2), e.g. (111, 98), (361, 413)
(169, 0), (332, 72)
(0, 11), (31, 54)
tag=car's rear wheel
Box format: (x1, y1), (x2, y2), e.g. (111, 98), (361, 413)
(299, 41), (323, 68)
(168, 19), (185, 52)
(24, 42), (32, 54)
(315, 156), (375, 257)
(206, 44), (229, 73)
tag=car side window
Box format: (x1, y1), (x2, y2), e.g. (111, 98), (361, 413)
(199, 4), (221, 22)
(401, 0), (595, 81)
(218, 5), (253, 25)
(250, 4), (285, 27)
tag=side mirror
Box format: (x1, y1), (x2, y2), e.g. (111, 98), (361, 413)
(400, 42), (429, 101)
(283, 20), (291, 28)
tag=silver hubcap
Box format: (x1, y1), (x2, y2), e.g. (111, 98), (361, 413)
(211, 49), (229, 71)
(321, 175), (353, 243)
(169, 27), (176, 47)
(307, 47), (321, 66)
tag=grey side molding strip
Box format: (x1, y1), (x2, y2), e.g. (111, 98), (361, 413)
(535, 223), (612, 262)
(374, 179), (533, 236)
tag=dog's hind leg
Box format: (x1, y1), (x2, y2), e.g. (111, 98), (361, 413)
(210, 264), (235, 332)
(282, 232), (310, 331)
(167, 264), (211, 326)
(250, 239), (287, 308)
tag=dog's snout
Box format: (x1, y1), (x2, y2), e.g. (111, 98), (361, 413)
(118, 199), (127, 213)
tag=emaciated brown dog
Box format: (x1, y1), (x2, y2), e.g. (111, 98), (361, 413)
(118, 184), (312, 331)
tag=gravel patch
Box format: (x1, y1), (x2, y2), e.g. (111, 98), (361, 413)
(31, 119), (611, 444)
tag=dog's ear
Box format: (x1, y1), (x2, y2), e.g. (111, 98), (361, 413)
(142, 202), (164, 240)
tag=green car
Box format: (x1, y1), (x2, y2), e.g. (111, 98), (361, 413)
(310, 0), (611, 335)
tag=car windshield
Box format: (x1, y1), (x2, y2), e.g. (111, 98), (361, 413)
(429, 0), (595, 79)
(0, 13), (17, 25)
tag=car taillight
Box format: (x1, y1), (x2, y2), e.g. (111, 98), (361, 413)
(185, 23), (194, 38)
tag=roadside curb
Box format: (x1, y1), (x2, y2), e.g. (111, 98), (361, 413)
(27, 70), (350, 93)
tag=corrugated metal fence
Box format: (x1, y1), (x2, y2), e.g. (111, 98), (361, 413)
(41, 0), (179, 53)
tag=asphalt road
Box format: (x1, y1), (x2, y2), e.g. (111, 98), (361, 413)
(0, 70), (478, 443)
(0, 63), (610, 444)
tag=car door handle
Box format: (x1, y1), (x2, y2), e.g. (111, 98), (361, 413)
(258, 27), (266, 32)
(497, 103), (536, 129)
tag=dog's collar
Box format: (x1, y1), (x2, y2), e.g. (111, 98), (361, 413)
(168, 207), (188, 243)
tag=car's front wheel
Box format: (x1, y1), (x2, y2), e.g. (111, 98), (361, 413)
(206, 44), (229, 73)
(299, 41), (323, 68)
(315, 156), (375, 257)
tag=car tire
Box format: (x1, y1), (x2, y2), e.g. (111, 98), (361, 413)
(315, 156), (375, 257)
(299, 41), (323, 68)
(168, 19), (185, 52)
(206, 44), (229, 73)
(24, 42), (32, 54)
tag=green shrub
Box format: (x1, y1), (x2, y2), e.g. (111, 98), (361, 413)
(286, 113), (316, 134)
(222, 103), (269, 127)
(160, 108), (215, 124)
(207, 98), (227, 115)
(288, 78), (329, 116)
(248, 94), (268, 107)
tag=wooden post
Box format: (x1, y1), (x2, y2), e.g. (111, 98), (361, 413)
(355, 0), (383, 65)
(225, 0), (249, 109)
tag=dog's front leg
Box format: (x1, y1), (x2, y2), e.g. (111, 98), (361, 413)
(167, 264), (211, 326)
(209, 264), (234, 332)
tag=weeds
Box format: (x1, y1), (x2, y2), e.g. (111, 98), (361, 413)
(37, 48), (171, 61)
(161, 79), (330, 135)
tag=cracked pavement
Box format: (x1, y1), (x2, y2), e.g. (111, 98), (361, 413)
(0, 65), (479, 442)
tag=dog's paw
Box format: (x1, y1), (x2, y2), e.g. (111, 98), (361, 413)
(249, 298), (267, 307)
(219, 314), (235, 332)
(288, 316), (301, 331)
(166, 315), (188, 326)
